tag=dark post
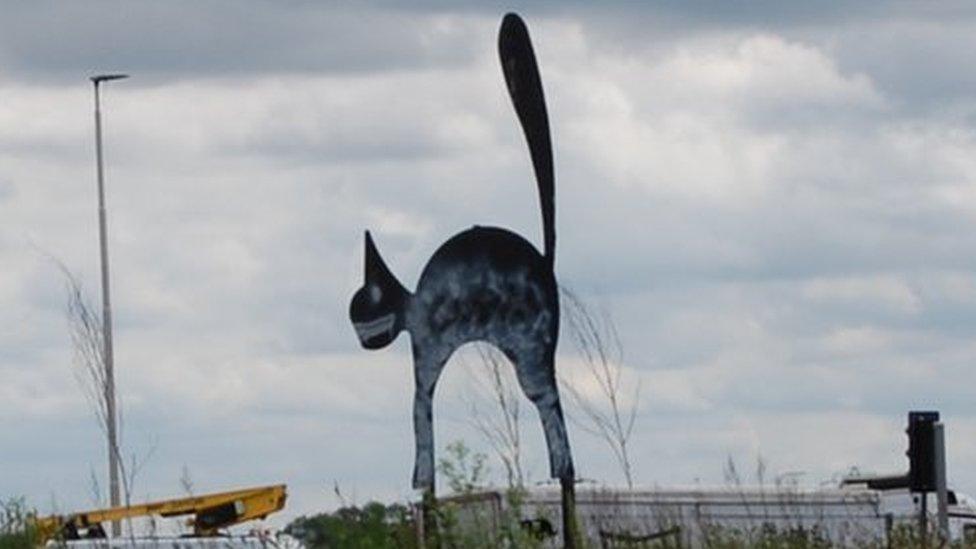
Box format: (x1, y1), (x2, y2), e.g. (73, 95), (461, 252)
(420, 488), (436, 548)
(919, 493), (927, 547)
(561, 477), (577, 549)
(934, 422), (949, 541)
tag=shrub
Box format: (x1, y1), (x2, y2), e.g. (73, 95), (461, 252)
(0, 497), (38, 549)
(285, 502), (417, 549)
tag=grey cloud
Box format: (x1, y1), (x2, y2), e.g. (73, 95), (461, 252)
(0, 178), (12, 201)
(0, 1), (945, 85)
(381, 1), (899, 28)
(0, 1), (486, 83)
(823, 20), (976, 110)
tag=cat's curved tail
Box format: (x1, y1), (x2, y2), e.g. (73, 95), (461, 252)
(499, 13), (555, 267)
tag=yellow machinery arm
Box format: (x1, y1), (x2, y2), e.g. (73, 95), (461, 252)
(34, 484), (286, 543)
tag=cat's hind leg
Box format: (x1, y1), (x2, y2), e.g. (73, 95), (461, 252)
(508, 348), (575, 481)
(411, 344), (451, 491)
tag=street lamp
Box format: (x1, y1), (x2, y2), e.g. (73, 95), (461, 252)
(90, 73), (127, 536)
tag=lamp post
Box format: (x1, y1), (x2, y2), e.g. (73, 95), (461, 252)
(91, 73), (127, 536)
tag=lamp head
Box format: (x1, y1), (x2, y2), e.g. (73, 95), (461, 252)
(91, 74), (129, 84)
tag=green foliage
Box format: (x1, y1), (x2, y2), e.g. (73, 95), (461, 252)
(284, 441), (522, 549)
(881, 522), (971, 549)
(498, 488), (549, 549)
(696, 524), (832, 549)
(0, 497), (38, 549)
(437, 441), (489, 496)
(616, 521), (975, 549)
(431, 441), (548, 548)
(429, 489), (548, 549)
(284, 501), (417, 549)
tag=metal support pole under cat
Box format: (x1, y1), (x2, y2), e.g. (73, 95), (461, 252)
(561, 478), (578, 549)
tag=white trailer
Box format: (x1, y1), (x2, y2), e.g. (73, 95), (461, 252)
(437, 484), (976, 547)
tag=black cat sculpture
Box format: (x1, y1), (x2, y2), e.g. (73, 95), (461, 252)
(349, 13), (574, 493)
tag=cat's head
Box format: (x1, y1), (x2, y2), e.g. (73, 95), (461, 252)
(349, 231), (409, 349)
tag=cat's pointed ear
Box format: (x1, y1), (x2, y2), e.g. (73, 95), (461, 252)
(364, 230), (379, 276)
(363, 231), (407, 296)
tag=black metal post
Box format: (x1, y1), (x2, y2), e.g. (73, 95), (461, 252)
(561, 477), (576, 549)
(919, 492), (927, 548)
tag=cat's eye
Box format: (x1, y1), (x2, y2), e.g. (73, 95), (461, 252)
(369, 285), (382, 302)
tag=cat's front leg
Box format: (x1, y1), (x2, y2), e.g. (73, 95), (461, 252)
(412, 384), (435, 491)
(411, 345), (449, 491)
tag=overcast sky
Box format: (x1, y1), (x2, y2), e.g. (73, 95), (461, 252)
(4, 0), (976, 531)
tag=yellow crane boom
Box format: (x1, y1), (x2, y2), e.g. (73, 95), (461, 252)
(34, 484), (286, 543)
